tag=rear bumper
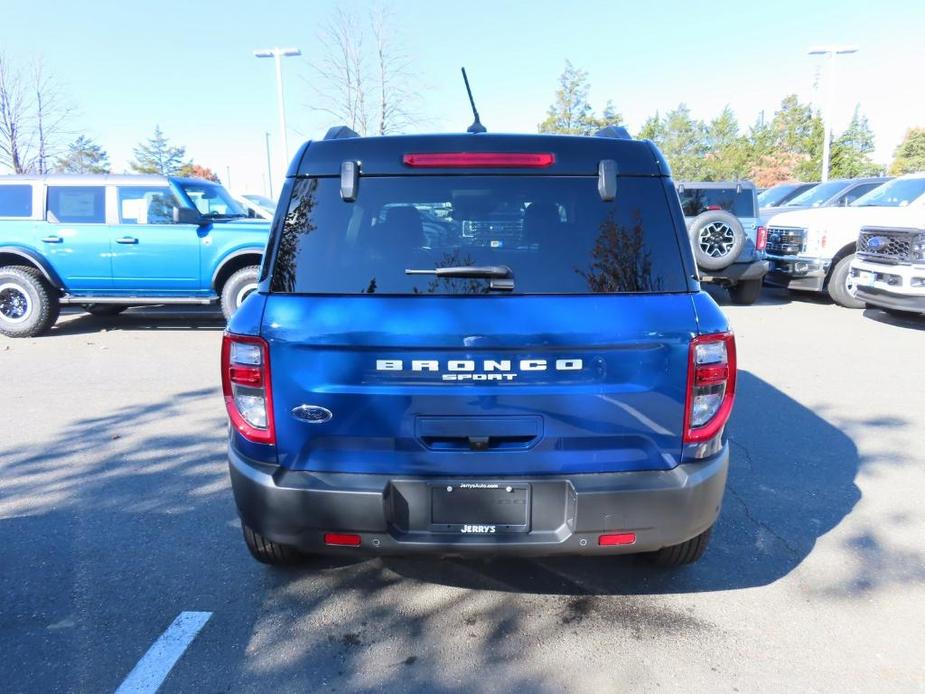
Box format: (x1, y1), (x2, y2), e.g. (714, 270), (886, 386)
(228, 445), (729, 556)
(764, 255), (829, 291)
(701, 260), (769, 285)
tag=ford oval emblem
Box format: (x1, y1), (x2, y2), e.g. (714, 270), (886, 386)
(291, 405), (333, 424)
(868, 236), (885, 250)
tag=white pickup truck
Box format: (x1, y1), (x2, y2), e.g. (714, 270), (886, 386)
(763, 174), (925, 308)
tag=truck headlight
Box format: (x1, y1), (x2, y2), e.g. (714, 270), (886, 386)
(914, 233), (925, 262)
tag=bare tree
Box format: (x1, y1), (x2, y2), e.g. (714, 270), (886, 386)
(0, 52), (30, 173)
(31, 59), (74, 174)
(370, 6), (417, 135)
(0, 53), (74, 174)
(308, 6), (421, 136)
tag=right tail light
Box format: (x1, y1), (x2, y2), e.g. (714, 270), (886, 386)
(683, 332), (736, 444)
(756, 225), (767, 251)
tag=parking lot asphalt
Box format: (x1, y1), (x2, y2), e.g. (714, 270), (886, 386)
(1, 290), (924, 694)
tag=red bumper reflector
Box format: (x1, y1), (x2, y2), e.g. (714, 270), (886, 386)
(402, 152), (555, 168)
(598, 532), (637, 546)
(324, 532), (361, 547)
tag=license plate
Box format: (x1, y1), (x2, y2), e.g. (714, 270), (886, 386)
(856, 271), (875, 287)
(430, 483), (529, 533)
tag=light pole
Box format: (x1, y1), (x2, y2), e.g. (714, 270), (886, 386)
(264, 131), (273, 199)
(808, 45), (858, 182)
(254, 47), (301, 173)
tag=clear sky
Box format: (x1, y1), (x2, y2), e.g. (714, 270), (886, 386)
(2, 0), (923, 194)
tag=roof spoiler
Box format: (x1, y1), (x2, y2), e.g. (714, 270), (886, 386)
(324, 125), (360, 140)
(595, 126), (632, 140)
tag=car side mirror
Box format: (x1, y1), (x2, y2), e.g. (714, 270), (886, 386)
(173, 206), (204, 225)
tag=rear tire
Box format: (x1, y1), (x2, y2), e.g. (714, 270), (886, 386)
(727, 278), (762, 305)
(81, 304), (127, 316)
(242, 523), (304, 565)
(0, 265), (60, 338)
(827, 254), (864, 309)
(647, 527), (712, 567)
(221, 265), (260, 321)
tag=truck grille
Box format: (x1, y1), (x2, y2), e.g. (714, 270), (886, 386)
(766, 227), (805, 256)
(856, 229), (918, 264)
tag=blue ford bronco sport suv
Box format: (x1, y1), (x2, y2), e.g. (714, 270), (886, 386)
(223, 126), (736, 568)
(0, 174), (270, 337)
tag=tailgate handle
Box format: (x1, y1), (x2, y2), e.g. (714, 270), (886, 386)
(416, 416), (542, 452)
(419, 434), (536, 451)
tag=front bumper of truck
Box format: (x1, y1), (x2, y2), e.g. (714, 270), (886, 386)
(851, 257), (925, 313)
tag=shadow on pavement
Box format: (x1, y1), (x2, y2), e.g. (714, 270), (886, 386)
(861, 306), (925, 331)
(48, 306), (226, 337)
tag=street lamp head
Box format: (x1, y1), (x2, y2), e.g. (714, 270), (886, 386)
(253, 48), (301, 58)
(808, 45), (860, 56)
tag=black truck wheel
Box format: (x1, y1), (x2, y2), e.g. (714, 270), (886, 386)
(221, 265), (260, 321)
(242, 524), (304, 565)
(646, 527), (713, 567)
(0, 265), (60, 338)
(689, 211), (746, 271)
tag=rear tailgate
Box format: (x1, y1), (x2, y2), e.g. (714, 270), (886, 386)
(262, 293), (698, 476)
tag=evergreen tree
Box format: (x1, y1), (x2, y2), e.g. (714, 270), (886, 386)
(538, 61), (599, 135)
(54, 135), (110, 173)
(889, 127), (925, 175)
(830, 106), (879, 178)
(130, 125), (189, 175)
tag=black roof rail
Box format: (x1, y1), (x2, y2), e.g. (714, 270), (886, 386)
(595, 125), (632, 140)
(324, 125), (360, 140)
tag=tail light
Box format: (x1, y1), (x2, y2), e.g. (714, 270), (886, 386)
(683, 333), (736, 444)
(756, 226), (767, 251)
(221, 334), (275, 445)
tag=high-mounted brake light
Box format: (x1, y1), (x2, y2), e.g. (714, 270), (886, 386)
(221, 334), (275, 445)
(756, 225), (767, 251)
(402, 152), (555, 168)
(683, 332), (736, 444)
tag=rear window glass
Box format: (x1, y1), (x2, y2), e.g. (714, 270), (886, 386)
(47, 186), (105, 224)
(270, 176), (688, 295)
(678, 187), (754, 217)
(0, 184), (33, 217)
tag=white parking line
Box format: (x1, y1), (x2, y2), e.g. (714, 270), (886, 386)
(115, 611), (212, 694)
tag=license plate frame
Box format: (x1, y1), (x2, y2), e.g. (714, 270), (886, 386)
(429, 483), (530, 534)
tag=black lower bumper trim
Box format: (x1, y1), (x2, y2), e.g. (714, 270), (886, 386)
(856, 287), (925, 313)
(701, 260), (769, 285)
(228, 446), (729, 556)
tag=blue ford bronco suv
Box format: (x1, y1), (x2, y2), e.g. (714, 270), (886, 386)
(223, 125), (736, 568)
(0, 174), (270, 337)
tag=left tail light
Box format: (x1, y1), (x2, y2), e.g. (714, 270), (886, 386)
(221, 334), (275, 445)
(756, 226), (767, 251)
(683, 332), (736, 444)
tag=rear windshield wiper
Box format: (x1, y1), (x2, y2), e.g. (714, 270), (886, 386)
(405, 265), (514, 291)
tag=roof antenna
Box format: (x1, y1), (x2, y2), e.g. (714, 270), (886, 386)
(461, 67), (486, 133)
